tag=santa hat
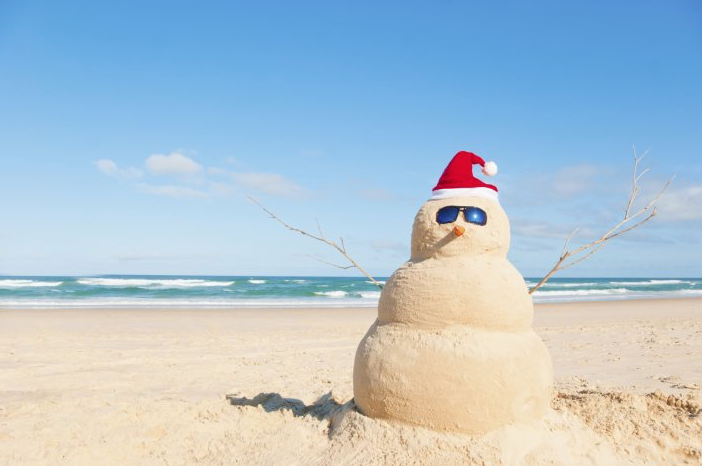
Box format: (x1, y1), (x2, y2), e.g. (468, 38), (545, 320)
(430, 151), (499, 202)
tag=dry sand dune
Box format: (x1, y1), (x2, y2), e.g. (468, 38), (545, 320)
(1, 299), (701, 465)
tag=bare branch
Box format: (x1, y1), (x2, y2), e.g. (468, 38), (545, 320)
(248, 196), (384, 289)
(603, 210), (657, 242)
(528, 256), (566, 294)
(559, 243), (606, 270)
(306, 254), (355, 270)
(529, 149), (673, 295)
(635, 168), (650, 184)
(315, 218), (325, 239)
(625, 148), (642, 218)
(560, 228), (579, 258)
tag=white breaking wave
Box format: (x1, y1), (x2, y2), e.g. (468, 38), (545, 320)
(284, 279), (307, 283)
(76, 278), (234, 287)
(0, 279), (63, 288)
(0, 298), (378, 308)
(609, 279), (692, 286)
(314, 290), (348, 297)
(358, 291), (381, 299)
(247, 279), (267, 284)
(365, 280), (386, 285)
(545, 282), (598, 288)
(533, 288), (630, 297)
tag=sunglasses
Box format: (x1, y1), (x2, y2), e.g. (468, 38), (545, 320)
(436, 206), (488, 226)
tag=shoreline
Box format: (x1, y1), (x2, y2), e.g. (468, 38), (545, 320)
(1, 294), (701, 312)
(1, 276), (699, 310)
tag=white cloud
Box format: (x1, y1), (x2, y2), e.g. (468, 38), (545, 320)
(358, 188), (395, 201)
(231, 172), (304, 197)
(146, 152), (202, 175)
(115, 251), (179, 261)
(95, 159), (142, 179)
(658, 185), (702, 221)
(98, 151), (307, 200)
(511, 221), (573, 239)
(511, 219), (602, 241)
(370, 240), (408, 254)
(207, 167), (227, 175)
(95, 159), (117, 174)
(136, 183), (208, 199)
(502, 163), (609, 207)
(549, 164), (600, 196)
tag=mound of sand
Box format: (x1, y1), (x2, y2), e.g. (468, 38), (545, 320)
(218, 388), (701, 466)
(6, 387), (699, 465)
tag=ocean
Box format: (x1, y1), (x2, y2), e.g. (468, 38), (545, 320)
(0, 275), (700, 308)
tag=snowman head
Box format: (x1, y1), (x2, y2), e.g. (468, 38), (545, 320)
(410, 196), (510, 261)
(411, 151), (507, 260)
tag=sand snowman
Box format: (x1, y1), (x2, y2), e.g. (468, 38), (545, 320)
(353, 151), (553, 434)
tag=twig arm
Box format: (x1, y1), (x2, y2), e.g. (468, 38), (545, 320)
(528, 149), (672, 295)
(248, 196), (384, 289)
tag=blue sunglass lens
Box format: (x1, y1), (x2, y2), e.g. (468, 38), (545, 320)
(436, 206), (460, 224)
(464, 207), (487, 226)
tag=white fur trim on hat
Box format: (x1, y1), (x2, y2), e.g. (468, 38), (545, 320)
(430, 187), (499, 202)
(482, 161), (498, 177)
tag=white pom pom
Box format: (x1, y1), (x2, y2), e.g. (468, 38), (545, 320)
(482, 161), (497, 177)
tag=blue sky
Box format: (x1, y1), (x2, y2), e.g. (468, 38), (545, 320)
(0, 0), (700, 278)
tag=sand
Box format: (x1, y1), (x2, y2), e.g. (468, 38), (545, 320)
(0, 298), (701, 465)
(355, 195), (552, 433)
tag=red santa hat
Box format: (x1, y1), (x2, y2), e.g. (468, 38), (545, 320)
(431, 151), (499, 202)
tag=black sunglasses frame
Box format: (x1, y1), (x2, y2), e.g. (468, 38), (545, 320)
(435, 206), (488, 226)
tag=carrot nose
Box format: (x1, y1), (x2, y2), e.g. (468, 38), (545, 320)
(453, 225), (465, 237)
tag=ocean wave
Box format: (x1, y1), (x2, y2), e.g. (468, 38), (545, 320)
(365, 280), (386, 285)
(314, 290), (348, 297)
(0, 279), (63, 288)
(679, 289), (702, 295)
(284, 279), (307, 283)
(358, 291), (381, 299)
(76, 278), (234, 288)
(0, 298), (378, 308)
(609, 279), (692, 286)
(247, 279), (267, 284)
(544, 282), (598, 288)
(533, 288), (631, 297)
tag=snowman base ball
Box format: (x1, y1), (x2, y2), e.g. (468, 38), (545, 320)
(352, 151), (553, 435)
(354, 322), (552, 434)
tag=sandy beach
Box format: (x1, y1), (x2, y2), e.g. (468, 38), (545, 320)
(1, 298), (701, 465)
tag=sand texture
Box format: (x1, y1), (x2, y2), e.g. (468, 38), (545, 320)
(354, 196), (552, 433)
(1, 299), (701, 465)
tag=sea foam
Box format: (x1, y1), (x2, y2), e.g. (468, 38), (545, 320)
(545, 282), (598, 288)
(0, 279), (63, 288)
(76, 278), (234, 288)
(314, 290), (348, 297)
(0, 298), (379, 308)
(609, 279), (692, 286)
(533, 288), (631, 296)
